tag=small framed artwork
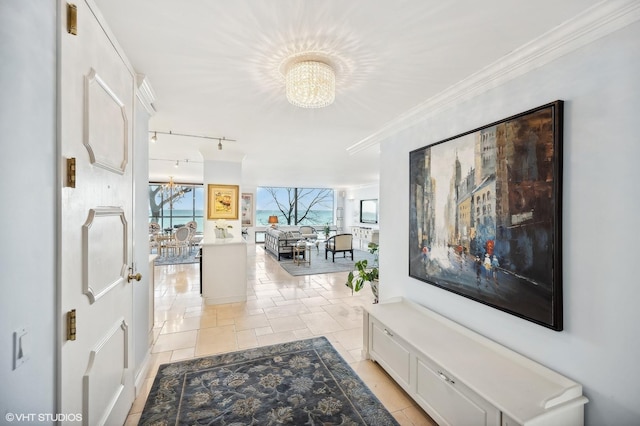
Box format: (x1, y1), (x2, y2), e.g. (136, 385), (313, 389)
(207, 184), (239, 220)
(360, 199), (378, 224)
(241, 193), (254, 226)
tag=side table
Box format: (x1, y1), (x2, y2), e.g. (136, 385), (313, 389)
(293, 241), (313, 266)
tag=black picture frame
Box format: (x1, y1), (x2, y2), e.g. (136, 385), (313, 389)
(409, 101), (563, 330)
(360, 199), (378, 224)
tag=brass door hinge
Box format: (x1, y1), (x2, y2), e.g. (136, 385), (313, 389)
(66, 309), (77, 341)
(67, 3), (78, 35)
(66, 157), (76, 188)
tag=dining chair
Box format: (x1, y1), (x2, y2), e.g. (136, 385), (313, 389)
(166, 226), (190, 257)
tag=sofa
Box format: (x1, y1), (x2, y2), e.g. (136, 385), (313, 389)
(264, 228), (301, 260)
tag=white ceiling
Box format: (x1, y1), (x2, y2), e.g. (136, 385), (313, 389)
(94, 0), (601, 188)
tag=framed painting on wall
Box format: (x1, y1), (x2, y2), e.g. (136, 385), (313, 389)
(207, 184), (239, 220)
(409, 101), (564, 330)
(360, 199), (378, 224)
(241, 193), (254, 226)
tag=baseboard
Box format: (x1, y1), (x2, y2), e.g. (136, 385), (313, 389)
(134, 349), (152, 397)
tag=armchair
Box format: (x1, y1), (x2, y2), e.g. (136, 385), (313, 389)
(325, 233), (354, 262)
(298, 226), (317, 240)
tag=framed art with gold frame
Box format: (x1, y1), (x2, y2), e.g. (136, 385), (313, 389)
(207, 184), (239, 220)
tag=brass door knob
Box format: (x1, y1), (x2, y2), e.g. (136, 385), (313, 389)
(127, 272), (142, 282)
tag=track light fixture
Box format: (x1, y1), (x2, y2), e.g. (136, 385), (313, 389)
(148, 130), (235, 151)
(150, 158), (199, 166)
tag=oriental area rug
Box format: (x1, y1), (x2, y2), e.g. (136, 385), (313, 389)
(139, 337), (398, 426)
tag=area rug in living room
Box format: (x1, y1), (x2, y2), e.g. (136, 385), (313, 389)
(152, 248), (200, 266)
(139, 337), (397, 425)
(278, 248), (378, 276)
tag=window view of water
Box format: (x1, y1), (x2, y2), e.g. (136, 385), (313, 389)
(255, 209), (333, 226)
(149, 183), (204, 232)
(256, 186), (334, 226)
(148, 185), (335, 231)
(150, 209), (204, 231)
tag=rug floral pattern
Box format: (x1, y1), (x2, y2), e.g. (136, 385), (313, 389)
(140, 337), (397, 425)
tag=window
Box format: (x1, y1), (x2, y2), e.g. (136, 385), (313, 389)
(148, 183), (204, 232)
(256, 187), (334, 226)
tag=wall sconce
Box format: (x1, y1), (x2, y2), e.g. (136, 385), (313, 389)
(268, 215), (279, 228)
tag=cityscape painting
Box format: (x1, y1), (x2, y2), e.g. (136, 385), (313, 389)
(409, 101), (563, 330)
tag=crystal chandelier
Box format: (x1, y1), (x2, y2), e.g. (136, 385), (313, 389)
(286, 60), (335, 108)
(162, 176), (187, 209)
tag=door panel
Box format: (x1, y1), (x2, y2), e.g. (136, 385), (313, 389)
(59, 1), (135, 424)
(82, 208), (128, 303)
(83, 320), (129, 425)
(84, 68), (128, 173)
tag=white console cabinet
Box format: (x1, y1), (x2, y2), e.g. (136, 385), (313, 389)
(363, 298), (587, 426)
(351, 226), (379, 250)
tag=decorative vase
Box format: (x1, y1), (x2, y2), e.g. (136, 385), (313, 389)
(370, 279), (379, 304)
(215, 228), (226, 239)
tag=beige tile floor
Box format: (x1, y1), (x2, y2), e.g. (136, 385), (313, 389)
(125, 244), (436, 425)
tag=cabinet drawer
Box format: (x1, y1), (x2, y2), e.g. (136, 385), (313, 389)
(370, 320), (411, 387)
(415, 355), (500, 426)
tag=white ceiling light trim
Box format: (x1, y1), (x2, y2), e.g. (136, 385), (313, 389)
(286, 60), (335, 108)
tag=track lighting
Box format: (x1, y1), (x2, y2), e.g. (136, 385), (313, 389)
(150, 158), (201, 167)
(148, 131), (235, 152)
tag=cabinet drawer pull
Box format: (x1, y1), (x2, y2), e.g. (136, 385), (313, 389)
(383, 328), (393, 337)
(438, 371), (455, 385)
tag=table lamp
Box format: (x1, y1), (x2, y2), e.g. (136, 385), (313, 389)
(268, 215), (279, 228)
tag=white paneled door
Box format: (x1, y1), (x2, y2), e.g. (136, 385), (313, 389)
(58, 1), (138, 424)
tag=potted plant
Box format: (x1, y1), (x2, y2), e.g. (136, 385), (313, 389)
(323, 223), (331, 240)
(345, 243), (379, 303)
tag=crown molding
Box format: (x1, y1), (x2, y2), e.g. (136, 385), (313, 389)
(136, 74), (157, 115)
(347, 0), (640, 155)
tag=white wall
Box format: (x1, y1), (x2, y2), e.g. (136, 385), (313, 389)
(379, 21), (640, 425)
(0, 0), (56, 420)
